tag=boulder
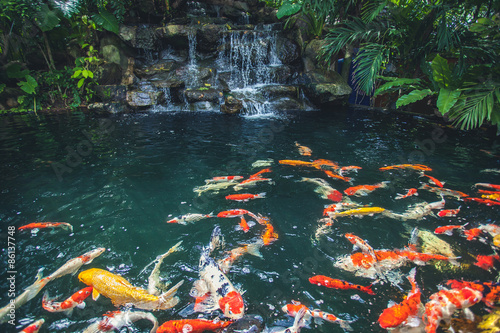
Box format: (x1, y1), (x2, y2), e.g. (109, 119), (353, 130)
(87, 102), (129, 114)
(160, 25), (191, 48)
(301, 71), (352, 106)
(95, 63), (123, 85)
(277, 37), (300, 65)
(119, 25), (160, 50)
(221, 95), (243, 114)
(126, 90), (162, 107)
(197, 24), (226, 53)
(100, 34), (131, 70)
(135, 61), (177, 77)
(94, 85), (127, 102)
(262, 85), (298, 99)
(184, 88), (223, 103)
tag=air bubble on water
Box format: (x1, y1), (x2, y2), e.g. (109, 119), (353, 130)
(350, 294), (365, 303)
(242, 267), (250, 274)
(268, 278), (274, 283)
(292, 225), (297, 229)
(136, 246), (140, 249)
(181, 202), (187, 204)
(57, 252), (64, 258)
(36, 246), (40, 250)
(268, 304), (275, 310)
(107, 265), (115, 271)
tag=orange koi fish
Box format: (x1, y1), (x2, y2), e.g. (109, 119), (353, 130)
(395, 188), (418, 199)
(84, 310), (159, 332)
(19, 319), (45, 333)
(261, 222), (278, 246)
(464, 197), (500, 206)
(217, 209), (251, 232)
(420, 184), (469, 199)
(339, 165), (362, 176)
(423, 286), (482, 333)
(463, 227), (483, 241)
(323, 170), (351, 182)
(157, 318), (233, 333)
(249, 168), (272, 179)
(478, 189), (500, 194)
(437, 207), (460, 217)
(279, 160), (314, 167)
(344, 182), (389, 196)
(233, 177), (273, 191)
(295, 142), (312, 156)
(421, 174), (445, 187)
(18, 222), (73, 232)
(42, 286), (93, 314)
(282, 300), (352, 331)
(434, 223), (467, 236)
(378, 268), (422, 329)
(309, 275), (375, 295)
(205, 175), (244, 184)
(397, 250), (459, 266)
(474, 254), (500, 271)
(474, 183), (500, 191)
(311, 159), (339, 170)
(225, 192), (266, 202)
(380, 164), (432, 172)
(446, 280), (500, 308)
(218, 241), (263, 274)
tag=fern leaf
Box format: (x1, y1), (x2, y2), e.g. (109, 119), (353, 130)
(352, 42), (389, 94)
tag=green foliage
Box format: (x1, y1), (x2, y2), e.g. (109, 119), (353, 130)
(71, 44), (100, 101)
(277, 0), (301, 19)
(352, 42), (389, 94)
(92, 10), (120, 34)
(436, 88), (460, 115)
(431, 54), (453, 89)
(35, 3), (61, 32)
(17, 75), (38, 95)
(396, 89), (433, 108)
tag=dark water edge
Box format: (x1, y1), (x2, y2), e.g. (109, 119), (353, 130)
(0, 107), (499, 332)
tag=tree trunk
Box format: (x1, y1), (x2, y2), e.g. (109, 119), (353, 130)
(341, 44), (354, 83)
(42, 31), (56, 71)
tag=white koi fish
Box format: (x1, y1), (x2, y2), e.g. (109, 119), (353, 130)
(48, 247), (106, 280)
(83, 310), (158, 333)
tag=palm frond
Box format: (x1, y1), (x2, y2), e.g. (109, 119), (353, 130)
(396, 89), (434, 108)
(374, 77), (422, 97)
(352, 42), (390, 94)
(361, 0), (389, 23)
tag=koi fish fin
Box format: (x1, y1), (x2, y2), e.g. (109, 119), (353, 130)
(448, 257), (461, 266)
(463, 307), (475, 321)
(92, 289), (100, 301)
(190, 279), (209, 298)
(362, 284), (376, 295)
(193, 293), (218, 313)
(239, 216), (250, 233)
(160, 280), (184, 300)
(246, 242), (263, 258)
(339, 319), (354, 331)
(209, 226), (224, 254)
(406, 315), (422, 327)
(76, 301), (86, 310)
(178, 303), (196, 317)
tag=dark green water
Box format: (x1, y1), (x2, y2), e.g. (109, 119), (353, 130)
(0, 108), (499, 332)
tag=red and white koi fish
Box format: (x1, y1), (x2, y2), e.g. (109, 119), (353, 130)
(344, 182), (389, 196)
(478, 223), (500, 237)
(474, 254), (500, 271)
(48, 247), (106, 280)
(463, 227), (483, 241)
(167, 213), (214, 224)
(345, 233), (377, 258)
(217, 209), (251, 232)
(205, 175), (244, 184)
(396, 249), (460, 266)
(437, 207), (460, 217)
(423, 286), (482, 333)
(19, 319), (45, 333)
(249, 168), (272, 179)
(421, 174), (445, 187)
(157, 318), (233, 333)
(309, 275), (375, 295)
(446, 280), (500, 308)
(395, 188), (418, 200)
(218, 241), (263, 274)
(474, 183), (500, 191)
(420, 184), (469, 200)
(83, 310), (159, 333)
(282, 300), (353, 331)
(225, 192), (266, 202)
(18, 222), (73, 232)
(339, 165), (362, 176)
(191, 226), (245, 320)
(278, 306), (308, 333)
(464, 197), (500, 206)
(42, 286), (93, 314)
(378, 268), (422, 329)
(233, 177), (273, 191)
(434, 223), (468, 236)
(295, 142), (312, 156)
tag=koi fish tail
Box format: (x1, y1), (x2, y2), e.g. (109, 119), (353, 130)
(448, 257), (461, 266)
(41, 291), (59, 312)
(408, 228), (420, 251)
(209, 226), (224, 254)
(154, 280), (184, 310)
(362, 284), (376, 295)
(25, 275), (51, 302)
(247, 242), (263, 258)
(339, 319), (354, 331)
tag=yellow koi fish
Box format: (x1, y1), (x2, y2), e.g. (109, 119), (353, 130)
(328, 207), (386, 218)
(78, 268), (183, 311)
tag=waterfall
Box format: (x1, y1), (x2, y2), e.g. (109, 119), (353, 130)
(185, 28), (200, 88)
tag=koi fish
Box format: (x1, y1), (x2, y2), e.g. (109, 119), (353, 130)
(474, 183), (500, 191)
(0, 270), (51, 324)
(282, 300), (353, 331)
(344, 182), (389, 196)
(437, 207), (460, 217)
(378, 268), (422, 329)
(379, 164), (432, 172)
(83, 310), (159, 333)
(311, 159), (339, 170)
(205, 176), (244, 184)
(478, 224), (500, 237)
(481, 193), (500, 201)
(18, 222), (73, 232)
(48, 247), (106, 280)
(397, 250), (460, 266)
(446, 280), (500, 308)
(78, 268), (183, 310)
(279, 160), (314, 167)
(233, 177), (273, 191)
(339, 165), (362, 176)
(252, 159), (273, 168)
(299, 177), (342, 201)
(193, 181), (236, 196)
(395, 188), (418, 199)
(157, 318), (234, 333)
(474, 254), (500, 271)
(167, 213), (214, 224)
(225, 192), (266, 202)
(190, 226), (245, 320)
(423, 286), (482, 333)
(261, 222), (278, 246)
(217, 209), (251, 232)
(322, 202), (359, 216)
(328, 207), (386, 219)
(143, 241), (183, 295)
(19, 319), (45, 333)
(218, 241), (263, 274)
(421, 174), (445, 187)
(295, 141), (312, 156)
(420, 184), (469, 200)
(277, 306), (308, 333)
(464, 197), (500, 206)
(434, 223), (467, 236)
(249, 168), (272, 179)
(309, 275), (375, 295)
(42, 286), (93, 314)
(463, 227), (483, 241)
(481, 168), (500, 174)
(323, 170), (351, 182)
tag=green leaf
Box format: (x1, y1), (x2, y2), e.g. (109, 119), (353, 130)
(72, 69), (82, 78)
(374, 78), (422, 97)
(17, 75), (38, 95)
(437, 88), (460, 115)
(431, 54), (452, 89)
(396, 89), (434, 108)
(353, 43), (389, 94)
(87, 71), (94, 79)
(0, 83), (5, 94)
(92, 10), (119, 34)
(36, 4), (61, 32)
(6, 63), (29, 79)
(277, 1), (302, 20)
(78, 78), (85, 88)
(82, 70), (89, 78)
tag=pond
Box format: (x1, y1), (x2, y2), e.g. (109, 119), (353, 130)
(0, 108), (499, 332)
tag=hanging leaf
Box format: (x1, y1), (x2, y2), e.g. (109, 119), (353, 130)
(373, 78), (421, 97)
(431, 54), (452, 89)
(36, 4), (61, 32)
(92, 10), (119, 34)
(17, 75), (38, 95)
(436, 88), (460, 115)
(396, 89), (434, 108)
(277, 1), (302, 19)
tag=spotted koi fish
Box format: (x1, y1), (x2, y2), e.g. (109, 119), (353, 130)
(395, 188), (418, 200)
(42, 286), (93, 314)
(309, 275), (375, 295)
(295, 142), (312, 156)
(19, 319), (45, 333)
(157, 318), (233, 333)
(282, 300), (352, 331)
(83, 310), (159, 333)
